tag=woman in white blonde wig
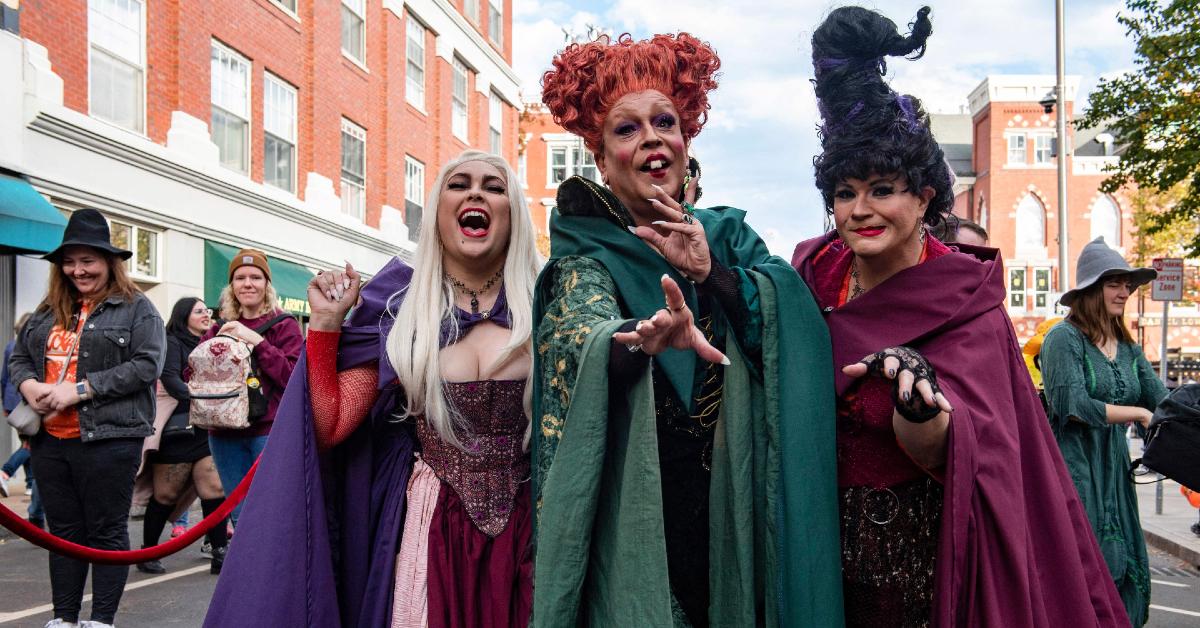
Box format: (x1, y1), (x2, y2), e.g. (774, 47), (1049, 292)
(205, 150), (542, 628)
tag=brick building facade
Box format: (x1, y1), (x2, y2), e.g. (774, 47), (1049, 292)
(933, 75), (1199, 361)
(1, 0), (519, 321)
(518, 102), (598, 255)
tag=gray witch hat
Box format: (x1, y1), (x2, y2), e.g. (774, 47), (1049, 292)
(1059, 236), (1156, 307)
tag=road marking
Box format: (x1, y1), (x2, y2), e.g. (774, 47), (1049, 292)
(1152, 578), (1190, 588)
(0, 564), (210, 624)
(1151, 604), (1200, 618)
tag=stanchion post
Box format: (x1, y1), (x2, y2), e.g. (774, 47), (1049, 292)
(1155, 299), (1168, 514)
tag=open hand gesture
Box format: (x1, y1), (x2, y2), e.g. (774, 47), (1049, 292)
(631, 183), (711, 283)
(843, 346), (953, 422)
(612, 274), (728, 365)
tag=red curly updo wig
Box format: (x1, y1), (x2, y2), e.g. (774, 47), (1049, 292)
(541, 33), (721, 152)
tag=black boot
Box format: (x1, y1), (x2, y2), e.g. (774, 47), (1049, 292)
(210, 543), (227, 574)
(136, 547), (166, 574)
(201, 497), (229, 575)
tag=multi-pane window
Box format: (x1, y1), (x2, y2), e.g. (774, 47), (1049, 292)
(404, 156), (424, 238)
(406, 17), (426, 109)
(465, 0), (480, 24)
(489, 92), (503, 155)
(1007, 134), (1026, 165)
(270, 0), (297, 12)
(1008, 268), (1026, 309)
(211, 42), (251, 173)
(548, 143), (598, 185)
(487, 0), (502, 46)
(1015, 194), (1045, 254)
(88, 0), (144, 132)
(1032, 267), (1051, 309)
(1091, 195), (1121, 246)
(517, 151), (527, 188)
(1034, 134), (1053, 165)
(341, 0), (366, 64)
(452, 59), (470, 141)
(108, 219), (159, 280)
(341, 119), (367, 220)
(263, 74), (297, 193)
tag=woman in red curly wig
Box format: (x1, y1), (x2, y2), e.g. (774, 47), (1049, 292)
(531, 33), (843, 626)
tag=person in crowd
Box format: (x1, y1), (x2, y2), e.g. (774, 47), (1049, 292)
(198, 248), (302, 530)
(2, 312), (44, 528)
(942, 217), (988, 246)
(533, 33), (842, 626)
(136, 297), (228, 575)
(7, 208), (165, 628)
(790, 7), (1129, 627)
(1041, 236), (1166, 626)
(206, 150), (542, 627)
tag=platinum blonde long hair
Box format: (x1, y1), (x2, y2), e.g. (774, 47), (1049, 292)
(386, 150), (543, 449)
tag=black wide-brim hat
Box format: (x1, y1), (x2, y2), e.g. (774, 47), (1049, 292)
(42, 207), (132, 264)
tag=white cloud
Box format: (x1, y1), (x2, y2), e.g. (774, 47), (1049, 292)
(513, 0), (1138, 249)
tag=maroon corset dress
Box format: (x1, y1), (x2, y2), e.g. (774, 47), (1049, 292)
(416, 379), (533, 628)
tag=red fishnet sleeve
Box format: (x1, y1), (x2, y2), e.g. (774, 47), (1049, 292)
(307, 330), (379, 450)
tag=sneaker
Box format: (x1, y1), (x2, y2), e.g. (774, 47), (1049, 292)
(81, 622), (115, 628)
(200, 541), (212, 558)
(43, 620), (78, 628)
(24, 486), (32, 496)
(0, 474), (9, 498)
(169, 524), (186, 539)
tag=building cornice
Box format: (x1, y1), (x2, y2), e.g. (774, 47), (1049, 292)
(27, 111), (411, 261)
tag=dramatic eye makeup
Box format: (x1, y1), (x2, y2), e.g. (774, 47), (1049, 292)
(652, 113), (676, 129)
(613, 121), (638, 136)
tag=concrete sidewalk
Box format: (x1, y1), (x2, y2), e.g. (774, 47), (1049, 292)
(0, 477), (37, 541)
(1135, 468), (1200, 567)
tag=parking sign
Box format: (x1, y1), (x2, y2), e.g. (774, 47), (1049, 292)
(1151, 258), (1184, 301)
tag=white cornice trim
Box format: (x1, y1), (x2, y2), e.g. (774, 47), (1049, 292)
(26, 111), (412, 260)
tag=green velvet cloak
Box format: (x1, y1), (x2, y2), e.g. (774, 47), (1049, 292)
(531, 177), (844, 627)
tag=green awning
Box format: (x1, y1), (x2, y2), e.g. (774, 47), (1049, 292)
(0, 173), (67, 255)
(204, 241), (314, 317)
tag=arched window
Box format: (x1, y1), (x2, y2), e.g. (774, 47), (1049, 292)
(1090, 195), (1121, 247)
(1015, 194), (1045, 255)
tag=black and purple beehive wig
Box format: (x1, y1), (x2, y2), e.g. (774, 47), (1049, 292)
(811, 6), (955, 229)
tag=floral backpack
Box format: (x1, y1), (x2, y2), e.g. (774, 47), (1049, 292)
(187, 313), (291, 429)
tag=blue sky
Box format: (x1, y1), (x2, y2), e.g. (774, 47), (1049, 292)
(513, 0), (1138, 255)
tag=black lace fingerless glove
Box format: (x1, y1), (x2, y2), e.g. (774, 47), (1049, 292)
(862, 346), (944, 423)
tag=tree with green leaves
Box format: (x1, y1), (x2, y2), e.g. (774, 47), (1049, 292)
(1077, 0), (1200, 256)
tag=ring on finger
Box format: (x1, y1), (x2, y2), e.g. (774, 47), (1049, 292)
(670, 304), (685, 312)
(682, 214), (695, 225)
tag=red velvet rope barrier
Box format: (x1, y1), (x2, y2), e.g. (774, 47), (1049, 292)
(0, 458), (259, 565)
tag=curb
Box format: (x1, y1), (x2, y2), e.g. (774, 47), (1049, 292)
(1143, 527), (1200, 568)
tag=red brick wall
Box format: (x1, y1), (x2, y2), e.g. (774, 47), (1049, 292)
(19, 0), (518, 231)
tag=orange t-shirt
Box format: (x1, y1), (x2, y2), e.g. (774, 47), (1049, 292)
(43, 302), (89, 439)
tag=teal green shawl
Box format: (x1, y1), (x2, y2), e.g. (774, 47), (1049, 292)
(531, 177), (844, 626)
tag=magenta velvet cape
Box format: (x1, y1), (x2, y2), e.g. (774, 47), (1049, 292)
(792, 233), (1129, 627)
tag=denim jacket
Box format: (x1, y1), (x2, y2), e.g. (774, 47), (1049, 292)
(8, 292), (165, 442)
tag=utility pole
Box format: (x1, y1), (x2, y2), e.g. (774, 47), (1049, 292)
(1055, 0), (1071, 292)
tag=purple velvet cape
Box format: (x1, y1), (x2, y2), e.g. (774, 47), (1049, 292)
(792, 233), (1130, 627)
(204, 257), (511, 628)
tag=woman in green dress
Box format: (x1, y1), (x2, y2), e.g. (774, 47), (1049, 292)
(1041, 236), (1167, 627)
(531, 33), (843, 627)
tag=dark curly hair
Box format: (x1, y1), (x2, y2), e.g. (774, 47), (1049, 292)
(541, 33), (720, 152)
(811, 6), (954, 230)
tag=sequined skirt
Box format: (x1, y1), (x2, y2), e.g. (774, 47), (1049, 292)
(840, 476), (943, 628)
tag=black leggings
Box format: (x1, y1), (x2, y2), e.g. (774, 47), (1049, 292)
(31, 434), (142, 625)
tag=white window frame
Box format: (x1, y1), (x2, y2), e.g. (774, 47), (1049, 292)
(452, 58), (470, 141)
(210, 41), (252, 174)
(405, 16), (426, 110)
(108, 218), (161, 282)
(268, 0), (299, 18)
(405, 155), (425, 205)
(464, 0), (480, 24)
(1033, 134), (1053, 165)
(517, 150), (527, 189)
(1031, 266), (1052, 311)
(263, 73), (298, 193)
(1007, 267), (1027, 310)
(1090, 195), (1122, 247)
(489, 91), (503, 155)
(340, 119), (367, 221)
(545, 138), (598, 187)
(1007, 133), (1027, 165)
(341, 0), (366, 65)
(87, 0), (146, 133)
(487, 0), (502, 46)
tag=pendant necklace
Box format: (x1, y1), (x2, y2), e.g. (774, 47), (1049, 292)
(849, 258), (866, 301)
(446, 267), (504, 314)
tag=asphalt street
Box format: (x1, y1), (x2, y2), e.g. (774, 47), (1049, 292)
(0, 508), (1195, 626)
